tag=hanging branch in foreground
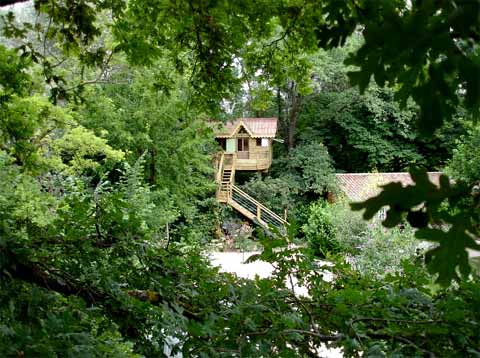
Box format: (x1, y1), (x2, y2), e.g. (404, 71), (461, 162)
(4, 249), (200, 322)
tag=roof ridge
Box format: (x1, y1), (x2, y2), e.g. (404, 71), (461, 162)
(213, 117), (278, 138)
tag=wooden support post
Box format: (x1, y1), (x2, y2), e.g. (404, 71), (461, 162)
(257, 204), (261, 220)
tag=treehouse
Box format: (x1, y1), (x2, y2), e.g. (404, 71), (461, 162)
(214, 118), (277, 171)
(213, 118), (288, 230)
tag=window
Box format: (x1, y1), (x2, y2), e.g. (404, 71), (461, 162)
(256, 138), (269, 147)
(376, 207), (387, 221)
(216, 138), (226, 150)
(237, 138), (249, 151)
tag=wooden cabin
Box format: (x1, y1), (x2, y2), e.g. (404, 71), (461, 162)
(213, 117), (288, 230)
(214, 118), (277, 171)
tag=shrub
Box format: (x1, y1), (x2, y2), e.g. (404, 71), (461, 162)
(302, 201), (340, 257)
(327, 200), (368, 254)
(352, 225), (423, 277)
(302, 200), (423, 277)
(241, 175), (301, 215)
(272, 142), (337, 196)
(446, 124), (480, 185)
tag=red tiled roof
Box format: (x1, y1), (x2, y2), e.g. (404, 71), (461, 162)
(213, 118), (278, 138)
(336, 172), (444, 202)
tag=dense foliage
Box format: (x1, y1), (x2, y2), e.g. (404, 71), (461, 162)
(297, 86), (468, 172)
(446, 124), (480, 185)
(240, 142), (336, 216)
(0, 1), (479, 357)
(302, 201), (340, 256)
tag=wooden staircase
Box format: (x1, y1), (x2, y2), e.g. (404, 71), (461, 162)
(215, 153), (288, 230)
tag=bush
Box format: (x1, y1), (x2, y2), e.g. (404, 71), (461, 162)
(327, 200), (368, 254)
(240, 142), (337, 230)
(272, 142), (337, 196)
(302, 201), (340, 257)
(241, 175), (301, 215)
(446, 124), (480, 185)
(302, 200), (423, 276)
(352, 225), (423, 277)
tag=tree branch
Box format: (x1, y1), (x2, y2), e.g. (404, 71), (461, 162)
(282, 329), (343, 342)
(264, 10), (300, 49)
(352, 317), (441, 325)
(8, 252), (104, 305)
(4, 250), (200, 321)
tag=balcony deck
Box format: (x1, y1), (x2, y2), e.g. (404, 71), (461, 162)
(234, 150), (271, 171)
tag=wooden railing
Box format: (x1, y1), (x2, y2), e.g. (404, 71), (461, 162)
(251, 151), (269, 160)
(237, 151), (249, 159)
(229, 185), (287, 229)
(216, 152), (235, 202)
(234, 151), (269, 160)
(215, 152), (287, 230)
(215, 152), (225, 183)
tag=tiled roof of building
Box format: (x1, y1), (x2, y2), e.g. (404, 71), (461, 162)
(213, 118), (278, 138)
(336, 172), (444, 202)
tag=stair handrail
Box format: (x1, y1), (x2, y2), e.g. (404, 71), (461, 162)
(230, 153), (236, 185)
(225, 153), (236, 199)
(230, 185), (287, 226)
(216, 152), (225, 183)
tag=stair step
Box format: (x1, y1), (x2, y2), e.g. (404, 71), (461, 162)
(217, 155), (285, 230)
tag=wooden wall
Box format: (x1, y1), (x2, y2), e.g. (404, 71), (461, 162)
(216, 135), (273, 171)
(235, 137), (272, 171)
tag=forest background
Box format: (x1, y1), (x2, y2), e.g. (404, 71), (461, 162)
(0, 1), (479, 357)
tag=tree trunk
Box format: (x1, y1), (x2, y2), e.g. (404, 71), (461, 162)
(284, 80), (302, 151)
(287, 93), (302, 151)
(277, 87), (282, 122)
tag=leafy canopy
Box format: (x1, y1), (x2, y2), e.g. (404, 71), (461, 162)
(3, 0), (479, 125)
(0, 1), (479, 356)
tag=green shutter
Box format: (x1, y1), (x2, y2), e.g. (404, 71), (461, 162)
(226, 138), (236, 153)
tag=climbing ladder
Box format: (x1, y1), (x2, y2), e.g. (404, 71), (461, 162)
(215, 153), (288, 230)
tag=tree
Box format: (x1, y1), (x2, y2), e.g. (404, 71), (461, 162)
(298, 85), (467, 172)
(2, 0), (476, 128)
(76, 68), (217, 226)
(446, 124), (480, 185)
(241, 142), (336, 220)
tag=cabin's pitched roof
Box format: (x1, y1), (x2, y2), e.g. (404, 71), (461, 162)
(335, 172), (444, 202)
(214, 118), (278, 138)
